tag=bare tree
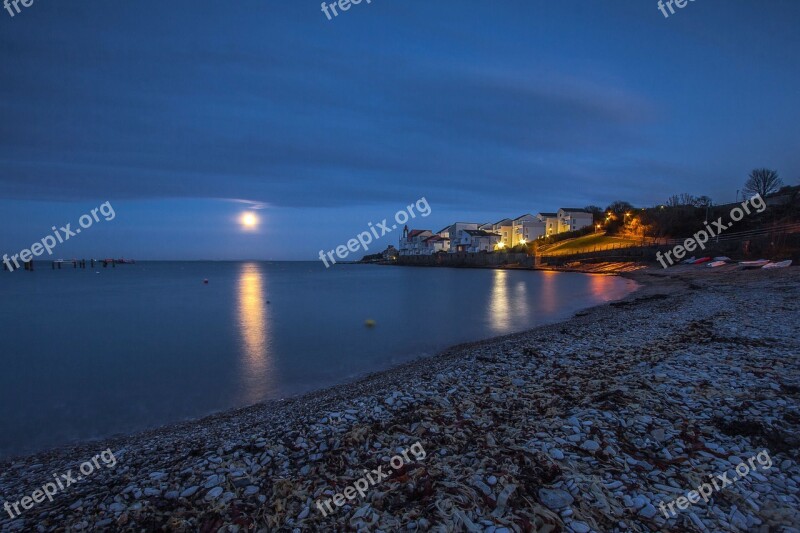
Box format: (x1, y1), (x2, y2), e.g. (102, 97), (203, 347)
(606, 200), (634, 214)
(693, 196), (712, 208)
(584, 205), (603, 222)
(744, 168), (783, 198)
(666, 193), (696, 207)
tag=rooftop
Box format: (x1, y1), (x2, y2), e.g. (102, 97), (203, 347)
(464, 229), (498, 237)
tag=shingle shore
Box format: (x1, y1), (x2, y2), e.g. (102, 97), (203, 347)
(1, 267), (798, 532)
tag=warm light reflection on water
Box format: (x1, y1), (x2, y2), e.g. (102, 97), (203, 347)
(539, 270), (558, 314)
(490, 270), (612, 333)
(489, 270), (510, 333)
(515, 280), (529, 320)
(588, 273), (615, 300)
(237, 262), (274, 404)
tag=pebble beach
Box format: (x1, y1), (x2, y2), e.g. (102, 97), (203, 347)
(1, 266), (799, 532)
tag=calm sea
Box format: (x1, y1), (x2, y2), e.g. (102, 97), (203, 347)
(0, 262), (637, 458)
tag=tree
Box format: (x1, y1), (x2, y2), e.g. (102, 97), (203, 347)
(744, 168), (783, 198)
(666, 193), (700, 207)
(584, 205), (603, 223)
(694, 196), (713, 208)
(666, 194), (688, 207)
(606, 200), (634, 214)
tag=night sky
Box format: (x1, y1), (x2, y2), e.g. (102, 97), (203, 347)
(1, 1), (798, 260)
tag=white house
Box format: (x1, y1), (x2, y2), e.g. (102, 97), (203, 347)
(536, 212), (559, 236)
(435, 226), (451, 252)
(511, 214), (545, 245)
(461, 229), (501, 252)
(421, 234), (448, 254)
(447, 222), (479, 253)
(488, 218), (513, 248)
(557, 208), (593, 233)
(399, 227), (433, 255)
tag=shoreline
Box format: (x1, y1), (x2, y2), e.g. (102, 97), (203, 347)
(2, 267), (798, 531)
(369, 257), (652, 275)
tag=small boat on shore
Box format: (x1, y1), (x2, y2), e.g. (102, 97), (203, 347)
(739, 259), (770, 269)
(682, 256), (696, 264)
(713, 256), (731, 262)
(692, 257), (712, 265)
(763, 260), (792, 269)
(708, 260), (727, 268)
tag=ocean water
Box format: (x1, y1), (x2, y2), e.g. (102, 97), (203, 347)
(0, 262), (637, 458)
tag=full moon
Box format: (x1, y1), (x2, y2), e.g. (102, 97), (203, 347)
(240, 212), (259, 229)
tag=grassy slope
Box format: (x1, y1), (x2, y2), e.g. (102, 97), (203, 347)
(544, 233), (642, 254)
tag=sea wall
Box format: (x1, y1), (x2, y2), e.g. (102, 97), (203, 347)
(396, 252), (533, 268)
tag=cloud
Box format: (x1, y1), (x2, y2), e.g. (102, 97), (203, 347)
(0, 34), (657, 212)
(1, 0), (796, 219)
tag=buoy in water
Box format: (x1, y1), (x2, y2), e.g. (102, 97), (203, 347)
(364, 319), (376, 328)
(203, 279), (209, 284)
